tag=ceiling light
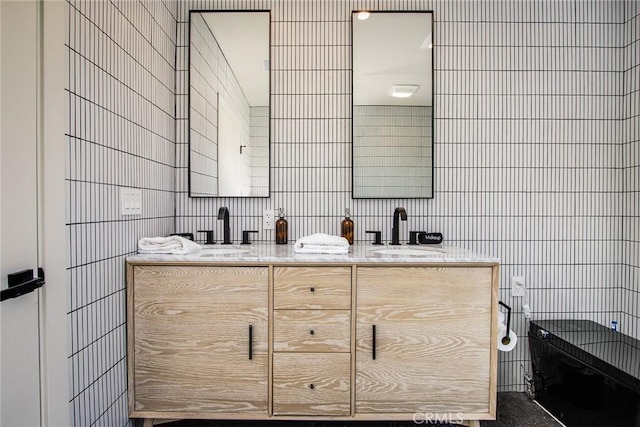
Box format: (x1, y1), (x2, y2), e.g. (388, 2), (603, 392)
(357, 11), (370, 20)
(390, 85), (419, 98)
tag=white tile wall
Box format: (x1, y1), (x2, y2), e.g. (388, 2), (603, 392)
(622, 3), (639, 340)
(65, 1), (638, 425)
(66, 0), (177, 425)
(251, 106), (270, 193)
(353, 105), (433, 198)
(189, 12), (220, 195)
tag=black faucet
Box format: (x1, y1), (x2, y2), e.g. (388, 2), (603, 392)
(218, 207), (232, 244)
(390, 207), (407, 245)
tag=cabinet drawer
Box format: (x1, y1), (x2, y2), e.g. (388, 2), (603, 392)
(273, 353), (351, 416)
(273, 310), (351, 352)
(273, 267), (351, 309)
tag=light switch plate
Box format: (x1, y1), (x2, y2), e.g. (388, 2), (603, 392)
(121, 188), (142, 216)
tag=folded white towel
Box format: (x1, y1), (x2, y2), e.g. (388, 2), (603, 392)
(294, 233), (349, 254)
(138, 236), (202, 255)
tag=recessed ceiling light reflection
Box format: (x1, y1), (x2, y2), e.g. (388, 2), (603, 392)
(390, 84), (419, 98)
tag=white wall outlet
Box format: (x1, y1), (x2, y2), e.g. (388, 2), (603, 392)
(512, 276), (526, 297)
(263, 209), (274, 230)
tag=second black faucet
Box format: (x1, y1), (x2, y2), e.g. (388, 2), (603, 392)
(390, 207), (407, 245)
(218, 206), (232, 244)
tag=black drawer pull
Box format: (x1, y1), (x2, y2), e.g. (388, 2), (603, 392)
(310, 287), (315, 292)
(309, 384), (315, 389)
(372, 324), (376, 360)
(309, 329), (315, 335)
(248, 325), (253, 360)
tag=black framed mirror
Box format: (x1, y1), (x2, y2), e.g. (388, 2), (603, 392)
(352, 11), (434, 199)
(189, 10), (270, 197)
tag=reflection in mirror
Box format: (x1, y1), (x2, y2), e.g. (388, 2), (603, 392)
(189, 11), (270, 197)
(352, 11), (433, 199)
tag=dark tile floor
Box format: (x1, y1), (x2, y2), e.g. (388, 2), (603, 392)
(481, 392), (560, 427)
(162, 392), (561, 427)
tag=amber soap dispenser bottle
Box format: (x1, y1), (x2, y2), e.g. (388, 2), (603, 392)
(275, 208), (288, 244)
(341, 208), (354, 245)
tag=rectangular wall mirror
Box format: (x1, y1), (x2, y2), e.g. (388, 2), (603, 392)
(189, 11), (270, 197)
(352, 11), (434, 199)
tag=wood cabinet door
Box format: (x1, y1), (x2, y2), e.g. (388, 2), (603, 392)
(129, 265), (269, 415)
(356, 266), (494, 415)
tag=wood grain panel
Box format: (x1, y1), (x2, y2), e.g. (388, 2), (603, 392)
(274, 266), (351, 309)
(273, 310), (351, 352)
(135, 353), (268, 413)
(355, 267), (493, 414)
(273, 353), (351, 416)
(131, 266), (269, 414)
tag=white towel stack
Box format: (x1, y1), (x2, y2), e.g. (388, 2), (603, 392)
(294, 233), (349, 254)
(138, 236), (202, 255)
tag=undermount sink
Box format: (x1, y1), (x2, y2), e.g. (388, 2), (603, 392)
(370, 247), (445, 257)
(199, 247), (251, 256)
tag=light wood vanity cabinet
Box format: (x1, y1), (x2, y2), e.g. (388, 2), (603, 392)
(127, 265), (269, 418)
(127, 259), (497, 425)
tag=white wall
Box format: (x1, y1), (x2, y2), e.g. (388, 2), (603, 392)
(621, 3), (639, 340)
(66, 1), (177, 425)
(250, 106), (270, 194)
(353, 105), (433, 198)
(42, 1), (72, 424)
(218, 92), (252, 196)
(1, 1), (42, 425)
(189, 12), (220, 196)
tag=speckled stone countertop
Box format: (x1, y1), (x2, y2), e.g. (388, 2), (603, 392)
(127, 243), (499, 264)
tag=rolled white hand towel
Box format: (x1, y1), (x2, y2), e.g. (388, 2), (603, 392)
(138, 236), (202, 255)
(294, 233), (349, 254)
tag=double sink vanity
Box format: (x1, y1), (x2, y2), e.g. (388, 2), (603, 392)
(126, 243), (500, 426)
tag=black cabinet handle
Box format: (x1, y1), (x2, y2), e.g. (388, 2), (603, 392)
(248, 325), (253, 360)
(372, 324), (376, 360)
(309, 384), (315, 389)
(309, 329), (315, 335)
